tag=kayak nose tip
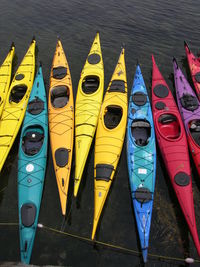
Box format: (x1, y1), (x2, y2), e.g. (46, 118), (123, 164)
(151, 54), (156, 65)
(10, 42), (15, 49)
(184, 40), (191, 53)
(184, 40), (188, 48)
(32, 35), (36, 42)
(142, 248), (148, 263)
(173, 57), (178, 69)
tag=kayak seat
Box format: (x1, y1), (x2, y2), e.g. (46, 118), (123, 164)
(109, 80), (125, 93)
(52, 66), (67, 80)
(9, 85), (27, 103)
(95, 164), (114, 182)
(87, 53), (101, 64)
(131, 120), (151, 146)
(132, 92), (147, 106)
(21, 203), (36, 227)
(82, 76), (99, 94)
(158, 114), (177, 124)
(180, 94), (198, 111)
(134, 188), (152, 204)
(104, 105), (123, 129)
(158, 114), (180, 139)
(55, 148), (69, 168)
(51, 85), (69, 108)
(22, 130), (44, 156)
(189, 120), (200, 146)
(27, 97), (44, 115)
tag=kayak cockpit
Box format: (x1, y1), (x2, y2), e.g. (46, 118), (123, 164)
(9, 85), (27, 103)
(52, 66), (67, 79)
(189, 120), (200, 146)
(158, 114), (180, 140)
(104, 105), (123, 129)
(131, 119), (151, 146)
(22, 126), (44, 156)
(51, 85), (69, 108)
(82, 75), (99, 94)
(180, 94), (199, 111)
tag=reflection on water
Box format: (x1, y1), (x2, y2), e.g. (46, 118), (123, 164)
(0, 0), (200, 266)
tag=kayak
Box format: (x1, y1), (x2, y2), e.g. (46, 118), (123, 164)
(173, 58), (200, 178)
(74, 32), (104, 197)
(0, 38), (36, 171)
(152, 55), (200, 255)
(18, 66), (48, 264)
(127, 65), (156, 263)
(0, 43), (15, 118)
(184, 41), (200, 100)
(92, 48), (127, 240)
(48, 39), (74, 215)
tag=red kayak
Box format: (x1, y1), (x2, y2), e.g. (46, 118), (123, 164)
(152, 55), (200, 256)
(184, 41), (200, 100)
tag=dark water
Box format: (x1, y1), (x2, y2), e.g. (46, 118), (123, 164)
(0, 0), (200, 266)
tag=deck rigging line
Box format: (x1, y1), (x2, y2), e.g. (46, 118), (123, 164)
(0, 222), (198, 264)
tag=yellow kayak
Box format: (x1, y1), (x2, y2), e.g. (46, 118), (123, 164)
(0, 38), (36, 171)
(74, 32), (104, 197)
(49, 39), (74, 215)
(0, 43), (15, 118)
(92, 48), (127, 239)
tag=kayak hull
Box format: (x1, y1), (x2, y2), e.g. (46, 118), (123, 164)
(0, 39), (36, 172)
(18, 66), (48, 264)
(173, 58), (200, 177)
(184, 42), (200, 100)
(152, 55), (200, 255)
(0, 44), (15, 118)
(127, 65), (156, 263)
(48, 40), (74, 215)
(74, 33), (104, 197)
(92, 48), (127, 239)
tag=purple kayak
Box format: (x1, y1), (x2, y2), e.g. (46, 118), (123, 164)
(173, 57), (200, 178)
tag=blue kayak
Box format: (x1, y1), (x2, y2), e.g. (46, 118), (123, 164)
(126, 65), (156, 263)
(18, 66), (48, 264)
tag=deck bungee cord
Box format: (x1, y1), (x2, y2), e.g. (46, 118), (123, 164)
(0, 221), (198, 264)
(48, 110), (73, 135)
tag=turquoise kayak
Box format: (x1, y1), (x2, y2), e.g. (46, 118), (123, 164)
(18, 66), (48, 264)
(126, 65), (156, 262)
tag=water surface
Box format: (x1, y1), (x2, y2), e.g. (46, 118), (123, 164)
(0, 0), (200, 266)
